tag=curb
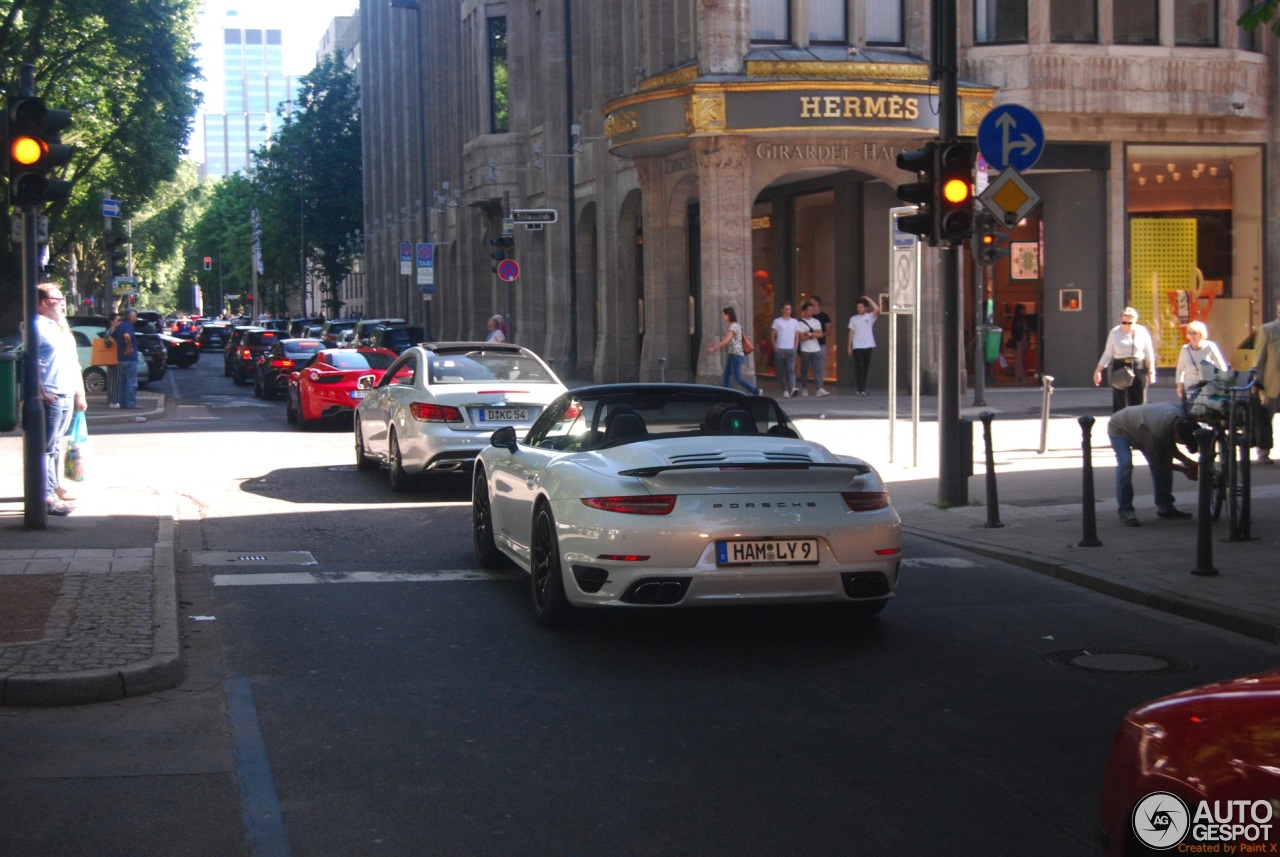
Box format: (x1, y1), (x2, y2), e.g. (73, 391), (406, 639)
(0, 512), (185, 707)
(904, 525), (1280, 645)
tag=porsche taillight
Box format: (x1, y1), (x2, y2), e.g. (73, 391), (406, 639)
(842, 492), (889, 511)
(581, 495), (676, 515)
(410, 402), (464, 423)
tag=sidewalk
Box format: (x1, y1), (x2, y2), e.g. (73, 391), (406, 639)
(1, 380), (1277, 708)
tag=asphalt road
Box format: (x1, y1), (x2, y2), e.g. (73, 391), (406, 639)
(4, 355), (1278, 856)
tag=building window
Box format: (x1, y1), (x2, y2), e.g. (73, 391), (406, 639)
(1051, 0), (1097, 41)
(751, 0), (789, 42)
(1239, 0), (1260, 50)
(975, 0), (1028, 43)
(1114, 0), (1158, 44)
(488, 16), (509, 134)
(1175, 0), (1217, 45)
(809, 0), (846, 43)
(866, 0), (903, 45)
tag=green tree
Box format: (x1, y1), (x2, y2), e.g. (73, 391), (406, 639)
(1240, 2), (1280, 35)
(251, 53), (361, 316)
(0, 0), (201, 328)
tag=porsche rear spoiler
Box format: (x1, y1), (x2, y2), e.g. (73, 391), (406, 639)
(617, 462), (872, 478)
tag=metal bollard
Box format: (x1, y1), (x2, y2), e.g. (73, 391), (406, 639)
(979, 411), (1003, 528)
(1233, 404), (1254, 542)
(1192, 427), (1218, 576)
(658, 356), (666, 383)
(1038, 374), (1055, 454)
(1078, 415), (1101, 547)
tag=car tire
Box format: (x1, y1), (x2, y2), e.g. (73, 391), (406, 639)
(175, 350), (198, 368)
(298, 406), (317, 431)
(253, 375), (263, 398)
(233, 366), (247, 386)
(388, 429), (417, 492)
(472, 469), (508, 568)
(83, 367), (107, 393)
(224, 359), (232, 378)
(285, 395), (298, 424)
(530, 504), (577, 626)
(354, 419), (378, 472)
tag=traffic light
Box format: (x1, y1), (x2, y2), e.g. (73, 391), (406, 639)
(6, 95), (72, 207)
(489, 236), (514, 272)
(106, 233), (129, 277)
(203, 256), (212, 271)
(971, 212), (1010, 266)
(936, 141), (975, 244)
(895, 142), (938, 244)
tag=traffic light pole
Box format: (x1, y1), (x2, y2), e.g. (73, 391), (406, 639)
(935, 0), (966, 507)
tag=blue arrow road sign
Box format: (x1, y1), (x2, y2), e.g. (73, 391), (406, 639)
(977, 105), (1045, 172)
(102, 199), (121, 218)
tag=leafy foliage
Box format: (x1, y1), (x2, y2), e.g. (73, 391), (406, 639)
(0, 0), (202, 329)
(1239, 1), (1280, 36)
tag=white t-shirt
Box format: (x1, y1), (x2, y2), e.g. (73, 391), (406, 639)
(798, 317), (823, 353)
(848, 312), (877, 349)
(772, 316), (803, 351)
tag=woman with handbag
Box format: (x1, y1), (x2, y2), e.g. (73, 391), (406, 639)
(1093, 306), (1157, 413)
(707, 306), (761, 395)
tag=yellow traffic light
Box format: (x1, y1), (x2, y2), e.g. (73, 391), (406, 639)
(11, 135), (44, 166)
(942, 177), (971, 205)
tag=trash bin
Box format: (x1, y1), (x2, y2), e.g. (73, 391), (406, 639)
(983, 325), (1004, 364)
(0, 352), (19, 433)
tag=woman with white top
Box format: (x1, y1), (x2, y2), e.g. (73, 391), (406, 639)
(1174, 320), (1227, 399)
(1092, 306), (1157, 413)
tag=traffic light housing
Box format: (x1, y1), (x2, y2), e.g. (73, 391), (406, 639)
(6, 95), (72, 207)
(936, 141), (975, 244)
(971, 212), (1010, 266)
(203, 256), (212, 271)
(895, 142), (938, 244)
(106, 233), (129, 277)
(489, 236), (514, 272)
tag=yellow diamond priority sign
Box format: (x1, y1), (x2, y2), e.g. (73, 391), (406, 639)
(979, 167), (1042, 226)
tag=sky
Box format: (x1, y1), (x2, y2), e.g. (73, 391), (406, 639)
(188, 0), (359, 161)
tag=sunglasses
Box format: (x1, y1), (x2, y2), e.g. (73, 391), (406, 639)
(1120, 320), (1134, 324)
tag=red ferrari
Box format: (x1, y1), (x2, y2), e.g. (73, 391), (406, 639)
(1099, 667), (1280, 855)
(287, 347), (398, 430)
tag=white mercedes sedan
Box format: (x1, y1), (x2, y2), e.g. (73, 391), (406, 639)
(354, 342), (566, 491)
(472, 383), (902, 625)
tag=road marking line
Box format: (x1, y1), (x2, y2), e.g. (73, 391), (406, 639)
(212, 570), (516, 586)
(224, 678), (292, 857)
(901, 558), (977, 568)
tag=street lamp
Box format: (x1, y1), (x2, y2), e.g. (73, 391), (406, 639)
(390, 0), (434, 340)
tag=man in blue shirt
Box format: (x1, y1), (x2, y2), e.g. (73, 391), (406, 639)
(1107, 402), (1199, 527)
(35, 283), (86, 515)
(111, 307), (138, 408)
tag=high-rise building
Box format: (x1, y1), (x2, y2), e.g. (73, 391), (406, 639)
(202, 25), (300, 179)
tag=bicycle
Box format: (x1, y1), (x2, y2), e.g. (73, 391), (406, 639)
(1186, 367), (1255, 528)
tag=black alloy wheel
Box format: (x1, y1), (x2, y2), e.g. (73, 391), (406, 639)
(354, 420), (378, 472)
(472, 469), (506, 567)
(388, 429), (415, 492)
(530, 505), (576, 626)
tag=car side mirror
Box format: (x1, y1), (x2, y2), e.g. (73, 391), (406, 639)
(357, 374), (375, 390)
(491, 425), (518, 453)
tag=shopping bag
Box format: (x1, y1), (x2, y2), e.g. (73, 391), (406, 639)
(68, 411), (88, 444)
(91, 337), (118, 366)
(64, 443), (85, 482)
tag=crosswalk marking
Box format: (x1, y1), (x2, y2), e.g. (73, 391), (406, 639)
(212, 569), (517, 587)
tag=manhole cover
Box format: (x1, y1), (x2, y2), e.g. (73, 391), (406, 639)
(1042, 648), (1194, 675)
(189, 551), (319, 567)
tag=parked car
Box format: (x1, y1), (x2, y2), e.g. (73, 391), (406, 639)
(254, 338), (325, 400)
(354, 342), (566, 493)
(287, 347), (399, 430)
(367, 323), (424, 354)
(127, 320), (169, 383)
(1099, 666), (1280, 855)
(350, 318), (405, 347)
(227, 328), (281, 385)
(159, 332), (199, 368)
(68, 326), (150, 391)
(319, 319), (359, 349)
(197, 322), (231, 352)
(471, 383), (902, 625)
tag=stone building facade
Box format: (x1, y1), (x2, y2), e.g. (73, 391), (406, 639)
(357, 0), (1276, 389)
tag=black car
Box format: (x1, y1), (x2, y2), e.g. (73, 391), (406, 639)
(254, 338), (325, 399)
(228, 328), (281, 385)
(159, 332), (199, 368)
(367, 324), (424, 354)
(197, 323), (231, 352)
(289, 317), (326, 339)
(319, 318), (359, 349)
(130, 320), (168, 383)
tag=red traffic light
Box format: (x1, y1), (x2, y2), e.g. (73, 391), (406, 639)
(203, 256), (212, 271)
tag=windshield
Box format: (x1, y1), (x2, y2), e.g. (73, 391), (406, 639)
(427, 352), (552, 384)
(328, 351), (396, 371)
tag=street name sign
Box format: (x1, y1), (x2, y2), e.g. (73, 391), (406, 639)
(511, 209), (557, 224)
